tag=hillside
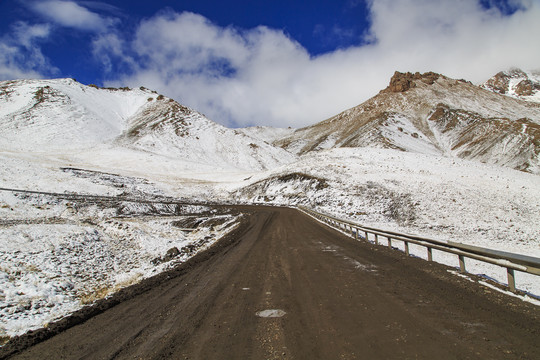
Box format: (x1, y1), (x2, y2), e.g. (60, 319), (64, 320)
(0, 79), (296, 171)
(275, 71), (540, 173)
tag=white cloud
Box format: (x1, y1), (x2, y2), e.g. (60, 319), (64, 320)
(366, 0), (540, 80)
(0, 22), (58, 80)
(30, 0), (117, 32)
(94, 1), (540, 127)
(92, 32), (133, 73)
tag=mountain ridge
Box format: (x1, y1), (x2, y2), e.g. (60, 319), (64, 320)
(275, 70), (540, 173)
(1, 70), (539, 174)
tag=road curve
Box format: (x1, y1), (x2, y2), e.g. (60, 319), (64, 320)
(7, 206), (540, 359)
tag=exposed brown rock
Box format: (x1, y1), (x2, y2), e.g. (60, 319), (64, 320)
(515, 79), (534, 96)
(420, 71), (440, 85)
(483, 71), (509, 94)
(384, 71), (416, 93)
(382, 71), (441, 93)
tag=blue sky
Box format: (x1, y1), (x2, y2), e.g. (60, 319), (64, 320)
(1, 0), (539, 127)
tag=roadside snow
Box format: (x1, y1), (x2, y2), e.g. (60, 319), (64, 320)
(0, 189), (242, 339)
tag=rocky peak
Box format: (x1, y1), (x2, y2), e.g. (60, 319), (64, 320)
(483, 71), (510, 94)
(482, 68), (540, 99)
(382, 71), (442, 93)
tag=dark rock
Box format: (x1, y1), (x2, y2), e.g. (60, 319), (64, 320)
(163, 247), (180, 262)
(152, 247), (181, 265)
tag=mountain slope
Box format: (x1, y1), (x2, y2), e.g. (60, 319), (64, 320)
(275, 71), (540, 173)
(0, 79), (296, 171)
(116, 99), (297, 170)
(0, 78), (151, 150)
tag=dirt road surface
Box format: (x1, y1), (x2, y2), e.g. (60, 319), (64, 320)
(5, 207), (540, 359)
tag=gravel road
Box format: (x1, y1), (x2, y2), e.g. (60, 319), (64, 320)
(4, 206), (539, 359)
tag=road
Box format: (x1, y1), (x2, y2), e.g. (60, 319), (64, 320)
(5, 207), (540, 359)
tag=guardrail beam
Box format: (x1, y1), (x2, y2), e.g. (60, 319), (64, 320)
(298, 206), (540, 294)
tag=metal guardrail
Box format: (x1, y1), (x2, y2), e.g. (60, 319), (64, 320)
(298, 206), (540, 293)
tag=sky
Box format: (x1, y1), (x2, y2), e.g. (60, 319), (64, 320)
(1, 0), (539, 128)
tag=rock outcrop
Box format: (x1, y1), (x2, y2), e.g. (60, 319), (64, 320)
(382, 71), (441, 93)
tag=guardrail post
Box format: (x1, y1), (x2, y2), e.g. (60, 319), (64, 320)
(355, 228), (358, 240)
(364, 231), (369, 242)
(459, 255), (466, 273)
(427, 247), (433, 262)
(387, 237), (392, 248)
(404, 241), (410, 256)
(374, 234), (379, 245)
(507, 268), (516, 292)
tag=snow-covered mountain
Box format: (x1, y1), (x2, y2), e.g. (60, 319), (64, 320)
(482, 68), (540, 104)
(274, 71), (540, 173)
(0, 78), (150, 150)
(0, 78), (296, 171)
(1, 71), (540, 342)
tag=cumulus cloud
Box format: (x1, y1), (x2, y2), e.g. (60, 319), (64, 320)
(30, 0), (118, 32)
(366, 0), (540, 79)
(0, 22), (58, 80)
(98, 0), (539, 128)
